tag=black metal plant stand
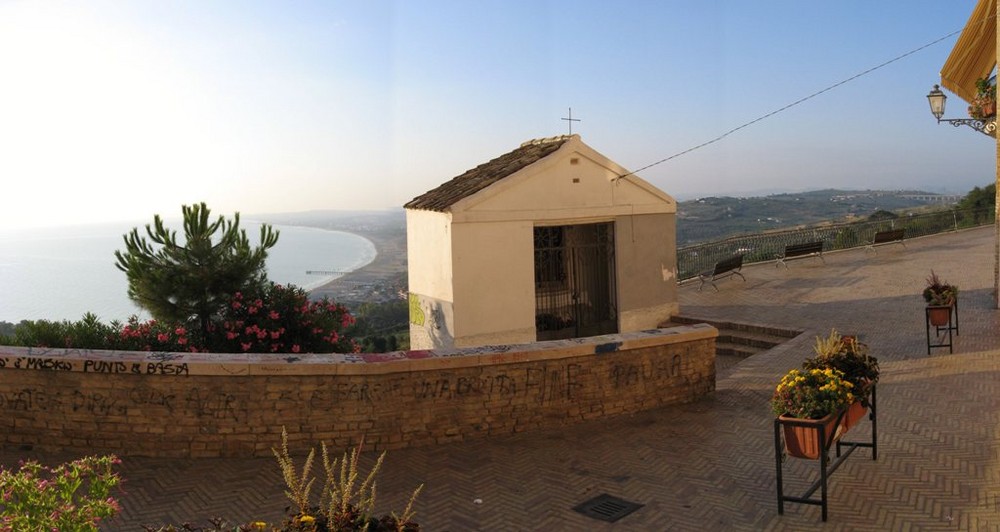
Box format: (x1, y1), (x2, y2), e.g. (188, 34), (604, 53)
(925, 300), (958, 355)
(774, 385), (878, 522)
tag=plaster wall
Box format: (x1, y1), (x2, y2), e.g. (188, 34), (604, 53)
(406, 209), (454, 301)
(407, 209), (456, 348)
(615, 212), (679, 331)
(452, 146), (675, 225)
(450, 220), (536, 347)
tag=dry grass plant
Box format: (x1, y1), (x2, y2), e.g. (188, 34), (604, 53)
(812, 328), (844, 358)
(273, 428), (423, 531)
(273, 427), (317, 516)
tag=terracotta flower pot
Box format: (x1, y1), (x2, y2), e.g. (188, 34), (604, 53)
(840, 400), (867, 433)
(779, 411), (842, 460)
(927, 305), (951, 327)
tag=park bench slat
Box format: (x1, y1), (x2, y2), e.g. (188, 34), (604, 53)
(776, 241), (824, 268)
(866, 229), (905, 254)
(698, 254), (746, 291)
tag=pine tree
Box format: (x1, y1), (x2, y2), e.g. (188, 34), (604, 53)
(114, 202), (279, 338)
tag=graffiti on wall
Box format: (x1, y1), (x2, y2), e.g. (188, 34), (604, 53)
(0, 385), (248, 423)
(0, 356), (189, 376)
(408, 293), (425, 326)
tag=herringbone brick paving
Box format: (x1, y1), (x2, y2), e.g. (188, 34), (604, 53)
(4, 226), (1000, 530)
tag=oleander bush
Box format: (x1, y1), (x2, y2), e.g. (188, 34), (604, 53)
(2, 284), (358, 354)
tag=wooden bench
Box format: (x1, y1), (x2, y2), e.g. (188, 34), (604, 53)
(776, 241), (824, 268)
(698, 254), (746, 291)
(865, 229), (905, 254)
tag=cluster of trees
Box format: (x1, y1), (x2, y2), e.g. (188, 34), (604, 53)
(347, 300), (410, 352)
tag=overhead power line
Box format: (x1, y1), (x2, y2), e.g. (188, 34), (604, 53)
(617, 21), (985, 181)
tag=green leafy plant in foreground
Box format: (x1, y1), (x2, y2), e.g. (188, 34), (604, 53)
(0, 455), (122, 531)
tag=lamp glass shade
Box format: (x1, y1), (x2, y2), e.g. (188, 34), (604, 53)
(927, 85), (946, 120)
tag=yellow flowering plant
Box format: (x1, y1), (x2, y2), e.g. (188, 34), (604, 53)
(802, 329), (879, 407)
(770, 367), (855, 419)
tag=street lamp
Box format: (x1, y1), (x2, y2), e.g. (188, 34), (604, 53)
(926, 84), (997, 137)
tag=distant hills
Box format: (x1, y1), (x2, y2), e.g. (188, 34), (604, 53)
(676, 189), (963, 245)
(250, 189), (968, 248)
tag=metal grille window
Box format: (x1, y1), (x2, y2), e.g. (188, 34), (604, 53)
(534, 226), (567, 288)
(534, 223), (617, 341)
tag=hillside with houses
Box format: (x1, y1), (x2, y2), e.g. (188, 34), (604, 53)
(676, 189), (963, 244)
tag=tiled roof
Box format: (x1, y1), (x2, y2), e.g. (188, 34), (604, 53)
(404, 135), (572, 212)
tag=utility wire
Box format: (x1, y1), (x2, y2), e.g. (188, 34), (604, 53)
(617, 22), (984, 180)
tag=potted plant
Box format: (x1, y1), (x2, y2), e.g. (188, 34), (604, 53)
(969, 77), (996, 120)
(923, 270), (957, 326)
(771, 367), (856, 459)
(803, 329), (879, 431)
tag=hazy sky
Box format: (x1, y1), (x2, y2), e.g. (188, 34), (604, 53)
(0, 1), (992, 229)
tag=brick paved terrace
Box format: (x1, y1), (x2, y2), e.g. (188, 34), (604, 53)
(3, 225), (1000, 530)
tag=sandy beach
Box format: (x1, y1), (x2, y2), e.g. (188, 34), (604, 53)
(308, 226), (407, 307)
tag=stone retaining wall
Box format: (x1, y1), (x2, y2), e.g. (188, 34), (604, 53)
(0, 325), (716, 457)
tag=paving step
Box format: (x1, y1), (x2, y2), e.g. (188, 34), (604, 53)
(666, 315), (802, 339)
(716, 340), (766, 359)
(716, 329), (786, 350)
(715, 353), (744, 373)
(662, 315), (802, 364)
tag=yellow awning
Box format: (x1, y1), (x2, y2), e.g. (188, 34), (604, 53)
(941, 0), (997, 103)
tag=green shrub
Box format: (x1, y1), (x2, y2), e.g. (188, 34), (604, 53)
(0, 455), (122, 531)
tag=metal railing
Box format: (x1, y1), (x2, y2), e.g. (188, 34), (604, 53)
(677, 207), (994, 281)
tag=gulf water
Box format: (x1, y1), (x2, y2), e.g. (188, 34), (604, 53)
(0, 221), (376, 323)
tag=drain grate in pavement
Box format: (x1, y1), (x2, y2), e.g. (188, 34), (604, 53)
(573, 493), (644, 522)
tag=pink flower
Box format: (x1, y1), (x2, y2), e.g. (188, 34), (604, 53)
(156, 333), (169, 343)
(291, 345), (301, 353)
(248, 306), (258, 315)
(226, 331), (238, 340)
(241, 342), (252, 352)
(175, 327), (186, 336)
(268, 310), (280, 320)
(270, 331), (281, 340)
(232, 301), (242, 309)
(177, 337), (188, 345)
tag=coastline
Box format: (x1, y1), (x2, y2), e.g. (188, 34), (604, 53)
(308, 226), (407, 306)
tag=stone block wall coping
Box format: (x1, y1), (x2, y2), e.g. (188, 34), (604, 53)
(0, 324), (716, 377)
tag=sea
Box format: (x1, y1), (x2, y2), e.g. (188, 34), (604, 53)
(0, 220), (376, 324)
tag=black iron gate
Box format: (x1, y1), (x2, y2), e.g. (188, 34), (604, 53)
(534, 222), (617, 341)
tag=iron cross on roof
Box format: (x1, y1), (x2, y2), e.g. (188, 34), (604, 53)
(561, 107), (580, 135)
